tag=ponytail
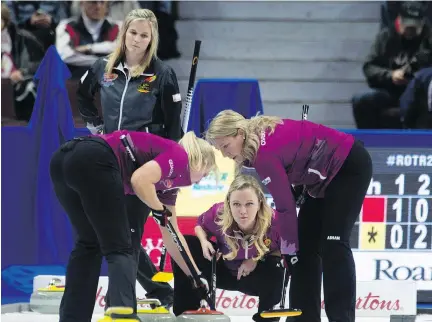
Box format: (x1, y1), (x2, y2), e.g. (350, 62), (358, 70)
(179, 132), (218, 175)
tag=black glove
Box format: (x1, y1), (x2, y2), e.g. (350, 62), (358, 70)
(151, 206), (172, 227)
(188, 273), (209, 300)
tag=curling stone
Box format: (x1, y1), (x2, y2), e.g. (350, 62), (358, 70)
(29, 277), (64, 314)
(99, 307), (141, 322)
(177, 307), (230, 322)
(137, 299), (176, 322)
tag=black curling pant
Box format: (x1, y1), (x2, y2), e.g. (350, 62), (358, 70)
(289, 140), (373, 322)
(50, 137), (139, 322)
(126, 195), (173, 299)
(172, 235), (284, 322)
(105, 195), (173, 308)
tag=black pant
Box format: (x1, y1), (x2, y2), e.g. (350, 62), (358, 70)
(125, 195), (173, 300)
(105, 195), (173, 308)
(289, 140), (373, 322)
(50, 137), (138, 322)
(352, 88), (402, 129)
(172, 235), (284, 321)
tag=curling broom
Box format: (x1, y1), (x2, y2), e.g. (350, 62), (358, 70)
(181, 40), (202, 134)
(260, 265), (302, 318)
(151, 245), (174, 283)
(151, 40), (202, 283)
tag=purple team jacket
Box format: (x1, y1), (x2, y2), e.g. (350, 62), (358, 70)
(246, 119), (355, 255)
(197, 202), (281, 275)
(99, 130), (192, 206)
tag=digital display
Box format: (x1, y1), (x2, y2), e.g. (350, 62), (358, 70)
(241, 148), (432, 252)
(350, 148), (431, 252)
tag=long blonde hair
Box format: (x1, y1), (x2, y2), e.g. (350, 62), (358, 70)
(216, 174), (273, 261)
(105, 9), (159, 78)
(1, 3), (11, 28)
(205, 110), (282, 171)
(179, 132), (218, 177)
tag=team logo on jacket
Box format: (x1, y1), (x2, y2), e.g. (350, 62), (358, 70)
(137, 75), (156, 93)
(262, 177), (271, 185)
(260, 131), (266, 146)
(144, 75), (157, 83)
(161, 179), (173, 188)
(168, 159), (174, 177)
(101, 73), (118, 87)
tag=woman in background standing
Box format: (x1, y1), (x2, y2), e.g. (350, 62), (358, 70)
(77, 8), (183, 307)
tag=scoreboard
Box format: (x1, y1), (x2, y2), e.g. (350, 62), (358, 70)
(350, 148), (432, 252)
(242, 147), (432, 252)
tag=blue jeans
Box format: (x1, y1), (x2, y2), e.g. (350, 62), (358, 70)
(400, 67), (432, 129)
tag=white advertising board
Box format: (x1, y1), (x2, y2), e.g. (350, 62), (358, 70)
(354, 251), (432, 291)
(33, 276), (416, 317)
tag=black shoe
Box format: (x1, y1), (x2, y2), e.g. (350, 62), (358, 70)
(145, 290), (174, 308)
(160, 293), (173, 308)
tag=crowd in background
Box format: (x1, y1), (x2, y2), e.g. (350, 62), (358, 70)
(352, 0), (432, 130)
(1, 0), (431, 129)
(1, 0), (179, 121)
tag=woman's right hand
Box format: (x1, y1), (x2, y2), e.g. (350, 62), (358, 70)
(10, 70), (23, 83)
(201, 240), (215, 261)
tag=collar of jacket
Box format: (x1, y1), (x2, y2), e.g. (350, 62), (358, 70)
(111, 57), (157, 77)
(225, 222), (259, 244)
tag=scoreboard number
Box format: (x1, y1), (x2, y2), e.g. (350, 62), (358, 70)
(413, 225), (428, 249)
(415, 198), (429, 223)
(393, 173), (431, 196)
(390, 224), (405, 249)
(364, 172), (431, 251)
(391, 198), (403, 222)
(410, 197), (431, 250)
(395, 174), (405, 195)
(418, 174), (431, 195)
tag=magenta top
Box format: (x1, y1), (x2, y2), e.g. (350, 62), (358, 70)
(243, 119), (354, 254)
(99, 130), (192, 205)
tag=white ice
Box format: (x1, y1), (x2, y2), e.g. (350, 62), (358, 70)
(1, 313), (432, 322)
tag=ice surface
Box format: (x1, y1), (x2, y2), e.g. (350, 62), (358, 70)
(1, 313), (432, 322)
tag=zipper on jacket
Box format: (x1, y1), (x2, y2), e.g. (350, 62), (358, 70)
(243, 240), (249, 259)
(117, 70), (131, 130)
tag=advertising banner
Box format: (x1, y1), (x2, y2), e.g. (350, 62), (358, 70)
(32, 275), (417, 317)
